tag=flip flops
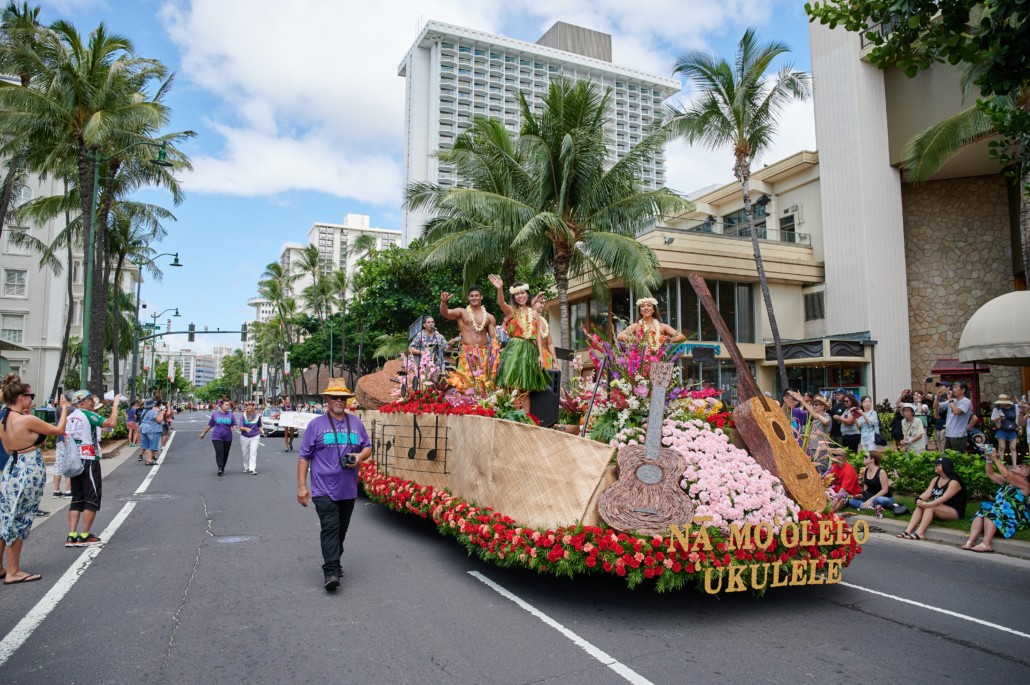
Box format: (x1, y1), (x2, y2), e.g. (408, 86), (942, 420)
(896, 531), (925, 540)
(971, 544), (994, 554)
(4, 573), (42, 585)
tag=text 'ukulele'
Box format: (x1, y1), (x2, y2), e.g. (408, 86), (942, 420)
(598, 362), (695, 537)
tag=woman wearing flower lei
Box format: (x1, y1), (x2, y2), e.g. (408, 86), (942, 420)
(616, 298), (686, 352)
(488, 275), (550, 401)
(532, 294), (558, 370)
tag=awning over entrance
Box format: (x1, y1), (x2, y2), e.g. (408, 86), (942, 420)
(931, 358), (991, 375)
(958, 290), (1030, 366)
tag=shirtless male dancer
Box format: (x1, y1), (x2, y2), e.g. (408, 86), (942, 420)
(439, 286), (500, 388)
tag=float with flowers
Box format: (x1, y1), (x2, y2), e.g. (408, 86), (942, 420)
(357, 276), (864, 594)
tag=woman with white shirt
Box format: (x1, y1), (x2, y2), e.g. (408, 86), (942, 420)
(856, 395), (881, 453)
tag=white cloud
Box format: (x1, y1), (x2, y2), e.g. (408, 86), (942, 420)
(159, 0), (811, 205)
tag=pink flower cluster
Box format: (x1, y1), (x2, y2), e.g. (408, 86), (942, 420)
(612, 419), (800, 532)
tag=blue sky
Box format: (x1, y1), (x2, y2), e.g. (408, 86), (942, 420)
(44, 0), (817, 353)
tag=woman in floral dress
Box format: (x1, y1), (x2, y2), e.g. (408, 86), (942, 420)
(962, 451), (1030, 553)
(0, 374), (70, 584)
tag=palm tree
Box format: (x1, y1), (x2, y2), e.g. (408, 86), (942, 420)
(409, 80), (687, 384)
(349, 233), (377, 262)
(667, 29), (811, 391)
(0, 19), (188, 392)
(903, 84), (1029, 277)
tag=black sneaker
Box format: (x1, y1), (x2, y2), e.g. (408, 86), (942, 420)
(65, 534), (83, 548)
(52, 491), (64, 498)
(217, 469), (224, 477)
(324, 575), (340, 592)
(34, 509), (49, 517)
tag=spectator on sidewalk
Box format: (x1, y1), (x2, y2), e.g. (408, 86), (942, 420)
(898, 456), (967, 540)
(940, 381), (973, 453)
(846, 452), (895, 515)
(962, 452), (1030, 553)
(897, 403), (927, 454)
(64, 390), (120, 548)
(856, 395), (882, 454)
(931, 384), (950, 453)
(834, 394), (862, 453)
(790, 390), (831, 470)
(991, 395), (1020, 466)
(827, 449), (861, 512)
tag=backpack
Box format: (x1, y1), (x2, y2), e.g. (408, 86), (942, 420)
(890, 412), (904, 441)
(1000, 406), (1018, 432)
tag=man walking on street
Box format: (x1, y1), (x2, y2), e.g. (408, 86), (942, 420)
(65, 390), (121, 547)
(296, 379), (371, 592)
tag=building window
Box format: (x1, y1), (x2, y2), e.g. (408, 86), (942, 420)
(678, 277), (754, 344)
(1, 313), (25, 343)
(4, 227), (30, 255)
(72, 300), (83, 325)
(3, 269), (27, 297)
(779, 213), (797, 243)
(804, 291), (825, 322)
(723, 204), (768, 239)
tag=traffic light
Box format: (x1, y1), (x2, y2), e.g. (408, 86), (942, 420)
(241, 323), (248, 342)
(188, 323), (196, 342)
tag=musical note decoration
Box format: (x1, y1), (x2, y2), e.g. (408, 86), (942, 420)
(686, 274), (826, 512)
(599, 362), (695, 536)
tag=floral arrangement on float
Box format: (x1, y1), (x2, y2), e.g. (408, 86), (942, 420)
(366, 333), (863, 593)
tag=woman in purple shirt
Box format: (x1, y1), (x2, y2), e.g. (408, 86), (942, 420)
(238, 401), (262, 475)
(199, 399), (237, 476)
(296, 380), (371, 592)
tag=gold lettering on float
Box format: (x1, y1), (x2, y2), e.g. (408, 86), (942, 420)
(703, 568), (724, 594)
(799, 521), (818, 547)
(835, 520), (850, 545)
(753, 522), (774, 548)
(779, 522), (799, 548)
(790, 559), (808, 585)
(727, 524), (753, 551)
(770, 561), (789, 587)
(725, 564), (748, 592)
(826, 559), (844, 584)
(818, 520), (835, 546)
(693, 524), (713, 552)
(749, 562), (771, 590)
(852, 519), (870, 545)
(807, 560), (824, 585)
(668, 523), (691, 552)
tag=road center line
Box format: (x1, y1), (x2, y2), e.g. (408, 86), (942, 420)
(468, 571), (654, 685)
(0, 432), (176, 667)
(841, 582), (1030, 639)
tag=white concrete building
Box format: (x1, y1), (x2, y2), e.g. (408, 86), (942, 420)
(305, 214), (401, 296)
(398, 20), (680, 242)
(194, 354), (218, 387)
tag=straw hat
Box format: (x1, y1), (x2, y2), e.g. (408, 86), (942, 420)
(319, 378), (355, 397)
(810, 395), (830, 407)
(994, 394), (1014, 406)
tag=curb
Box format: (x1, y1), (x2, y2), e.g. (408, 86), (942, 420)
(853, 514), (1030, 562)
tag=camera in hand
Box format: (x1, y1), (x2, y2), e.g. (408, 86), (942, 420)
(339, 453), (357, 468)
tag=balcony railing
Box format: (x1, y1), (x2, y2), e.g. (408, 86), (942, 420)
(672, 223), (812, 246)
(860, 16), (904, 48)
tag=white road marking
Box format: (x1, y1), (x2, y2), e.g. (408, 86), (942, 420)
(468, 571), (654, 685)
(0, 432), (176, 667)
(841, 582), (1030, 639)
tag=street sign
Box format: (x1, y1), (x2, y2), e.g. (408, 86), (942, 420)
(144, 344), (153, 372)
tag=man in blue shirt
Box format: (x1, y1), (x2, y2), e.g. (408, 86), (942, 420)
(296, 379), (371, 592)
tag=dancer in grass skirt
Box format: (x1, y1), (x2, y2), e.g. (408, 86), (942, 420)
(488, 275), (549, 407)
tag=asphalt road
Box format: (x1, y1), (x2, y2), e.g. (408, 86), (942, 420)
(1, 411), (1028, 684)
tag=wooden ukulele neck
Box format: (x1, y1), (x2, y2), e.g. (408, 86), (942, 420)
(645, 362), (673, 459)
(686, 274), (767, 409)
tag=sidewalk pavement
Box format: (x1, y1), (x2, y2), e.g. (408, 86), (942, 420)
(851, 513), (1030, 561)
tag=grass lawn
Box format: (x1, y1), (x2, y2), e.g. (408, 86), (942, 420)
(848, 494), (1030, 542)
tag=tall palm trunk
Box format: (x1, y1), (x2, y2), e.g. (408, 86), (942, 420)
(1020, 166), (1029, 282)
(110, 251), (127, 394)
(736, 158), (788, 391)
(0, 170), (15, 243)
(50, 223), (76, 400)
(554, 249), (572, 386)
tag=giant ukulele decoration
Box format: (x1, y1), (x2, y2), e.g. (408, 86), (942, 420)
(599, 362), (695, 536)
(686, 274), (827, 512)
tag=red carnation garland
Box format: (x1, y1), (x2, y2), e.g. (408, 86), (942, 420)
(358, 462), (861, 593)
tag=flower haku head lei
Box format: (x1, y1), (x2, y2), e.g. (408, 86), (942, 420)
(508, 283), (529, 296)
(637, 297), (658, 308)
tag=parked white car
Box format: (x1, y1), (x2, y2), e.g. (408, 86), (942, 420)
(261, 408), (282, 437)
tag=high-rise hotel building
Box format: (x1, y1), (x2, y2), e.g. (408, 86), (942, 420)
(398, 20), (681, 242)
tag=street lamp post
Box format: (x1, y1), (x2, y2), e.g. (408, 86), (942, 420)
(144, 307), (180, 396)
(81, 141), (174, 391)
(128, 253), (182, 398)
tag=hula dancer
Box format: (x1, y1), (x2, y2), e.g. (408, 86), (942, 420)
(488, 275), (549, 406)
(532, 295), (557, 369)
(617, 297), (686, 351)
(439, 286), (500, 391)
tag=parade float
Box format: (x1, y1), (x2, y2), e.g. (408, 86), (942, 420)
(356, 275), (863, 593)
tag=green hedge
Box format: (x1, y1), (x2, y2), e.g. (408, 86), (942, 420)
(846, 448), (995, 500)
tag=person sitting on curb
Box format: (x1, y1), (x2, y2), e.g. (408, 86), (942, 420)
(827, 449), (861, 512)
(962, 452), (1030, 553)
(846, 452), (895, 516)
(898, 456), (967, 540)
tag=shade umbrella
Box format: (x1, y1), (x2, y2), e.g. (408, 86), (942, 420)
(958, 291), (1030, 366)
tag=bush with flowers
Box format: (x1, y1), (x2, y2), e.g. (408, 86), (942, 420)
(359, 461), (861, 594)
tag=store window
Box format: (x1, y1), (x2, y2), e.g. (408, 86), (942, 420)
(1, 313), (25, 344)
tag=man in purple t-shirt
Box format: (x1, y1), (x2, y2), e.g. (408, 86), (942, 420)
(296, 380), (371, 592)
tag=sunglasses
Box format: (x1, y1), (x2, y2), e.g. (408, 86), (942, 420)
(327, 395), (349, 401)
(22, 393), (35, 400)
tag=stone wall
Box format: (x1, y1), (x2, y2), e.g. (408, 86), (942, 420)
(902, 174), (1021, 400)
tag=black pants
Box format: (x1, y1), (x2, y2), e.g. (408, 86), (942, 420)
(312, 496), (355, 577)
(841, 434), (861, 452)
(212, 440), (232, 471)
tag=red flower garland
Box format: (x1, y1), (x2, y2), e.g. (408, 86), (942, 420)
(359, 462), (861, 593)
